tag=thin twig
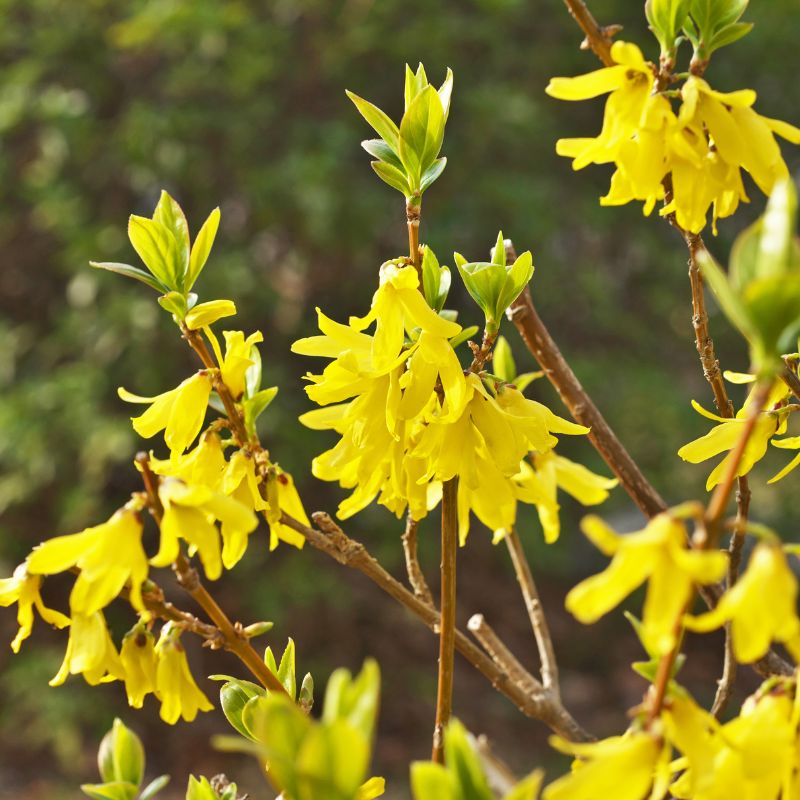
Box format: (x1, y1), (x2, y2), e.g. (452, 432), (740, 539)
(560, 0), (616, 66)
(433, 477), (459, 763)
(508, 283), (667, 519)
(504, 529), (560, 699)
(281, 510), (593, 742)
(402, 515), (434, 606)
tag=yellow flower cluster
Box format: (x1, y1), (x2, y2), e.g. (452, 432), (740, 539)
(295, 261), (611, 542)
(547, 41), (800, 233)
(546, 685), (800, 800)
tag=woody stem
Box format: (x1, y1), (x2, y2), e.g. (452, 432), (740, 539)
(432, 476), (459, 763)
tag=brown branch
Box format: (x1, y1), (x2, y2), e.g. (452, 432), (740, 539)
(508, 284), (667, 519)
(504, 529), (560, 699)
(281, 510), (593, 742)
(782, 357), (800, 401)
(433, 477), (459, 763)
(560, 0), (616, 66)
(402, 515), (434, 606)
(406, 198), (422, 278)
(136, 453), (288, 696)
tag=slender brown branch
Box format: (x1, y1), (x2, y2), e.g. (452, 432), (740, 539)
(508, 285), (667, 519)
(281, 510), (593, 742)
(402, 515), (434, 606)
(432, 477), (459, 763)
(406, 198), (422, 278)
(782, 357), (800, 401)
(136, 453), (287, 696)
(504, 529), (560, 699)
(560, 0), (616, 66)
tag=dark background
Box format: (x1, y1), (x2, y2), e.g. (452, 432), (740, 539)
(1, 1), (799, 797)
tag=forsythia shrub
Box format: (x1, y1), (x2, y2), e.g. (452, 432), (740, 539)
(3, 1), (800, 797)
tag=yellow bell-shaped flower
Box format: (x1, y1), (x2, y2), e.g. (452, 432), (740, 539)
(566, 513), (727, 655)
(50, 610), (126, 687)
(27, 506), (149, 615)
(0, 564), (70, 653)
(120, 621), (158, 709)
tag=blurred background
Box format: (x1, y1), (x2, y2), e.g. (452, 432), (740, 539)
(1, 0), (799, 797)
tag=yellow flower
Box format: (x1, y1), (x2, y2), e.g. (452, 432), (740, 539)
(154, 622), (213, 724)
(684, 543), (800, 663)
(0, 564), (69, 653)
(27, 507), (149, 615)
(566, 513), (727, 655)
(543, 731), (670, 800)
(120, 621), (158, 709)
(119, 372), (212, 456)
(153, 479), (258, 578)
(677, 382), (789, 490)
(348, 261), (461, 373)
(222, 449), (268, 512)
(205, 329), (263, 400)
(501, 451), (617, 544)
(148, 430), (228, 491)
(667, 692), (795, 800)
(50, 610), (125, 687)
(262, 465), (309, 551)
(184, 299), (237, 330)
(769, 435), (800, 483)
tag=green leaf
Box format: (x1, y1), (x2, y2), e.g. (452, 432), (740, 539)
(185, 776), (222, 800)
(361, 139), (404, 171)
(346, 91), (400, 155)
(404, 63), (429, 110)
(708, 20), (753, 52)
(322, 659), (381, 744)
(443, 720), (494, 800)
(139, 775), (170, 800)
(756, 178), (797, 281)
(646, 0), (690, 51)
(245, 344), (262, 398)
(449, 325), (480, 349)
(157, 291), (189, 320)
(421, 247), (450, 312)
(399, 85), (445, 188)
(299, 672), (315, 711)
(438, 68), (454, 121)
(697, 249), (758, 345)
(80, 782), (139, 800)
(244, 386), (278, 435)
(98, 719), (145, 788)
(278, 638), (298, 700)
(152, 190), (189, 281)
(410, 763), (457, 800)
(187, 207), (221, 290)
(492, 336), (516, 383)
(89, 261), (169, 293)
(503, 772), (544, 800)
(420, 157), (447, 193)
(128, 215), (182, 291)
(514, 371), (544, 393)
(219, 678), (266, 741)
(371, 161), (411, 197)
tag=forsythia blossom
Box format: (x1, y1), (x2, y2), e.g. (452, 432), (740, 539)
(154, 622), (213, 724)
(566, 513), (727, 655)
(0, 565), (70, 653)
(27, 506), (149, 614)
(684, 543), (800, 664)
(547, 41), (800, 233)
(50, 610), (125, 687)
(120, 621), (158, 709)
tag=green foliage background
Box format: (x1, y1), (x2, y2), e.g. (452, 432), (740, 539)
(0, 1), (799, 796)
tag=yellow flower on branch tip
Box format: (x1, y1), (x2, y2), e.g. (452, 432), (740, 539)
(183, 299), (237, 330)
(684, 543), (800, 664)
(543, 731), (670, 800)
(50, 610), (125, 687)
(153, 479), (258, 578)
(119, 372), (212, 456)
(205, 329), (263, 400)
(27, 507), (149, 615)
(565, 514), (727, 656)
(677, 382), (789, 490)
(222, 449), (268, 512)
(120, 622), (158, 709)
(501, 451), (617, 544)
(0, 564), (70, 653)
(154, 622), (213, 724)
(349, 262), (461, 372)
